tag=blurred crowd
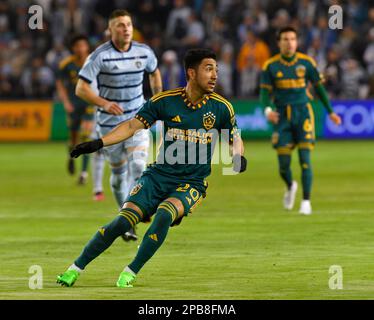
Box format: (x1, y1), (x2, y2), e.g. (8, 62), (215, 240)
(0, 0), (373, 100)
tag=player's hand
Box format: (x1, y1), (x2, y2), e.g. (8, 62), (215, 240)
(64, 101), (74, 114)
(70, 139), (104, 158)
(329, 112), (342, 125)
(267, 111), (280, 124)
(103, 101), (123, 115)
(233, 154), (247, 173)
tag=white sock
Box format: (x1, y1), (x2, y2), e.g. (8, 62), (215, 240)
(124, 266), (136, 276)
(68, 264), (83, 273)
(92, 151), (105, 193)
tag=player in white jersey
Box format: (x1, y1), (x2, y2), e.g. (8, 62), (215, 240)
(75, 9), (163, 240)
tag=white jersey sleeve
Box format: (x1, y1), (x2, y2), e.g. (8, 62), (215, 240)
(79, 54), (102, 84)
(145, 47), (158, 73)
(78, 42), (111, 83)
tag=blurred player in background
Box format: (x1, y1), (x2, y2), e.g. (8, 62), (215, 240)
(91, 110), (106, 202)
(74, 9), (162, 241)
(260, 26), (342, 215)
(56, 48), (247, 288)
(56, 35), (94, 185)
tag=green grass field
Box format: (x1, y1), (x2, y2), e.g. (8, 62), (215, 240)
(1, 140), (374, 300)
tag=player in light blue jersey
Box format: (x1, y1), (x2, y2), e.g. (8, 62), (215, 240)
(75, 9), (163, 241)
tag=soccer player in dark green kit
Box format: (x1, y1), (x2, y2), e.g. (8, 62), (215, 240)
(56, 49), (247, 288)
(56, 35), (94, 184)
(260, 27), (341, 215)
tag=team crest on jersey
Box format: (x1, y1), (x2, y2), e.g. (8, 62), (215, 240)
(130, 183), (143, 196)
(203, 112), (216, 130)
(135, 60), (142, 69)
(296, 65), (306, 78)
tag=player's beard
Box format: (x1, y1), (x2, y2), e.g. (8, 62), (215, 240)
(205, 83), (215, 94)
(199, 85), (213, 95)
(117, 38), (125, 48)
(196, 81), (214, 94)
(114, 35), (131, 49)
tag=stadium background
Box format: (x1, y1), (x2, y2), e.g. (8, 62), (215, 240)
(1, 0), (374, 141)
(1, 0), (374, 300)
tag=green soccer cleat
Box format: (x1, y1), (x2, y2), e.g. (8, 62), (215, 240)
(116, 271), (136, 288)
(56, 270), (79, 287)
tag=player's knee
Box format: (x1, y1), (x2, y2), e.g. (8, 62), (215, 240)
(128, 150), (147, 180)
(129, 160), (146, 180)
(110, 163), (127, 189)
(278, 160), (290, 172)
(157, 199), (184, 226)
(298, 149), (311, 168)
(300, 163), (311, 171)
(300, 160), (311, 171)
(122, 202), (144, 219)
(164, 198), (184, 216)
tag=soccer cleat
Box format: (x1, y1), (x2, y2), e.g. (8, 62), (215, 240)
(121, 227), (138, 242)
(78, 172), (88, 185)
(299, 200), (312, 215)
(93, 191), (105, 201)
(283, 181), (298, 210)
(116, 271), (136, 288)
(68, 158), (75, 175)
(56, 270), (79, 287)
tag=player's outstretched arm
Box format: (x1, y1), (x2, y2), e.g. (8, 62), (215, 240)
(70, 118), (145, 158)
(75, 79), (124, 115)
(102, 118), (145, 146)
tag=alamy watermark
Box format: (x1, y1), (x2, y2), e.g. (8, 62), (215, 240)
(328, 5), (343, 30)
(28, 5), (43, 30)
(328, 265), (343, 290)
(28, 265), (43, 289)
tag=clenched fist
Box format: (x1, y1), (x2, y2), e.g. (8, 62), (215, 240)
(70, 139), (104, 158)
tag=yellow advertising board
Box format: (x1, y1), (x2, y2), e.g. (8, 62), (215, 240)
(0, 101), (52, 141)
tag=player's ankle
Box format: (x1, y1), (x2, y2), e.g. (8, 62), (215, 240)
(68, 263), (83, 274)
(124, 266), (136, 276)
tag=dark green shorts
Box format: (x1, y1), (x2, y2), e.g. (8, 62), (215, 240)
(68, 105), (95, 131)
(272, 102), (315, 152)
(123, 166), (207, 224)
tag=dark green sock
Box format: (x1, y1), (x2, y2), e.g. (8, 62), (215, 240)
(82, 154), (89, 172)
(74, 208), (141, 270)
(128, 202), (177, 274)
(298, 149), (312, 200)
(278, 154), (293, 189)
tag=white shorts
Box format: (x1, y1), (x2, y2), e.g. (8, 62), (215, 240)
(98, 126), (150, 165)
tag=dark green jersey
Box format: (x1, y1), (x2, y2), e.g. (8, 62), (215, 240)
(135, 87), (237, 182)
(57, 55), (89, 108)
(260, 52), (322, 107)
